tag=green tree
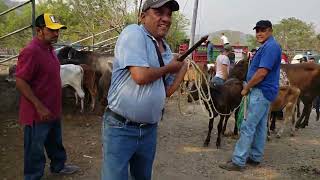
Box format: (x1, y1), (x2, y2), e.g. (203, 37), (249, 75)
(166, 12), (189, 52)
(273, 17), (315, 51)
(246, 34), (258, 50)
(0, 0), (189, 54)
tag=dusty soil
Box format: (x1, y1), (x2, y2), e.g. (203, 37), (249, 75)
(0, 77), (320, 180)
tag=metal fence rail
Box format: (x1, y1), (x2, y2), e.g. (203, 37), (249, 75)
(0, 0), (35, 64)
(55, 25), (123, 54)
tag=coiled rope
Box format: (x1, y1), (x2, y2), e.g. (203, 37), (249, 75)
(178, 59), (243, 119)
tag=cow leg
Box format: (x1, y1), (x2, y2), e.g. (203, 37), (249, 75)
(222, 115), (231, 136)
(233, 108), (239, 136)
(277, 102), (295, 138)
(295, 106), (306, 128)
(75, 92), (79, 106)
(296, 99), (301, 118)
(300, 103), (312, 128)
(89, 83), (97, 112)
(73, 86), (85, 113)
(290, 109), (297, 137)
(270, 112), (276, 132)
(315, 96), (320, 121)
(204, 118), (214, 147)
(90, 94), (96, 112)
(267, 111), (272, 141)
(216, 115), (224, 149)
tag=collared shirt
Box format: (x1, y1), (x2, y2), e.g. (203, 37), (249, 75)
(107, 24), (175, 124)
(246, 36), (281, 101)
(16, 38), (62, 125)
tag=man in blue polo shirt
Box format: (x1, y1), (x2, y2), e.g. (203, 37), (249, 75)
(102, 0), (187, 179)
(220, 20), (281, 171)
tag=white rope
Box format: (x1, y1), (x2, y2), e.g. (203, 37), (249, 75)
(179, 60), (242, 118)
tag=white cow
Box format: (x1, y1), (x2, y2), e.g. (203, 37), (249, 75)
(60, 64), (85, 112)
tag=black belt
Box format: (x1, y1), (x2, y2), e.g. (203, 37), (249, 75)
(105, 108), (152, 128)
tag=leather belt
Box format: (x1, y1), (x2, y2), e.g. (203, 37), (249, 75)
(105, 108), (152, 128)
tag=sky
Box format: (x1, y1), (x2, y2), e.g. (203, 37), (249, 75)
(13, 0), (320, 35)
(178, 0), (320, 35)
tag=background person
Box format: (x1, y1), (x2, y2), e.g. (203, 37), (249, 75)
(15, 13), (79, 180)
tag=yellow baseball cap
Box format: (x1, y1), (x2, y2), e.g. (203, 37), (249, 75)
(35, 13), (67, 30)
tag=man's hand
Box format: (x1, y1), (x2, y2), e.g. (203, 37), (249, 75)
(241, 86), (250, 96)
(16, 77), (53, 121)
(35, 103), (52, 121)
(166, 54), (184, 73)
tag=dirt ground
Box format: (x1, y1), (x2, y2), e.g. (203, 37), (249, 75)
(1, 75), (320, 180)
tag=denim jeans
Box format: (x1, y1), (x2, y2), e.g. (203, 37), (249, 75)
(232, 88), (270, 167)
(102, 111), (158, 180)
(212, 76), (225, 86)
(24, 120), (67, 180)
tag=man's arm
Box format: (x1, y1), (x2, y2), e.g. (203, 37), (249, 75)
(16, 77), (52, 120)
(221, 64), (229, 80)
(165, 62), (188, 97)
(129, 56), (183, 85)
(242, 68), (269, 95)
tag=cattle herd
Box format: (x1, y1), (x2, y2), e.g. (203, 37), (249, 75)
(185, 58), (320, 149)
(5, 48), (320, 149)
(6, 46), (113, 114)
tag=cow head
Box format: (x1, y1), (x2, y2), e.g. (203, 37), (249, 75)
(57, 46), (77, 64)
(229, 59), (248, 81)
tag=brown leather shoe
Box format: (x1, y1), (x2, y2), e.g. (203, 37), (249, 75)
(219, 161), (245, 172)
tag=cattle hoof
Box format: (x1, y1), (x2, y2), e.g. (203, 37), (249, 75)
(231, 134), (239, 139)
(276, 134), (281, 139)
(223, 131), (233, 137)
(216, 143), (220, 149)
(290, 133), (295, 137)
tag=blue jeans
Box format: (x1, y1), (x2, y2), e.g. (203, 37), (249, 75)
(24, 120), (66, 180)
(212, 76), (225, 86)
(232, 88), (270, 167)
(102, 112), (158, 180)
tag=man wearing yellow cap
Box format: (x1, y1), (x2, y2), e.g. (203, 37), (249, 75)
(15, 13), (79, 180)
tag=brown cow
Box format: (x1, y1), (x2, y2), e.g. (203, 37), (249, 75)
(230, 60), (301, 138)
(57, 46), (113, 107)
(188, 78), (243, 148)
(280, 63), (320, 128)
(80, 64), (98, 111)
(269, 86), (300, 138)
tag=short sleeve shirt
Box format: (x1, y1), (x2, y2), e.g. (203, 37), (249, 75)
(215, 54), (230, 79)
(221, 35), (229, 44)
(246, 36), (282, 101)
(16, 38), (62, 125)
(107, 24), (175, 124)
